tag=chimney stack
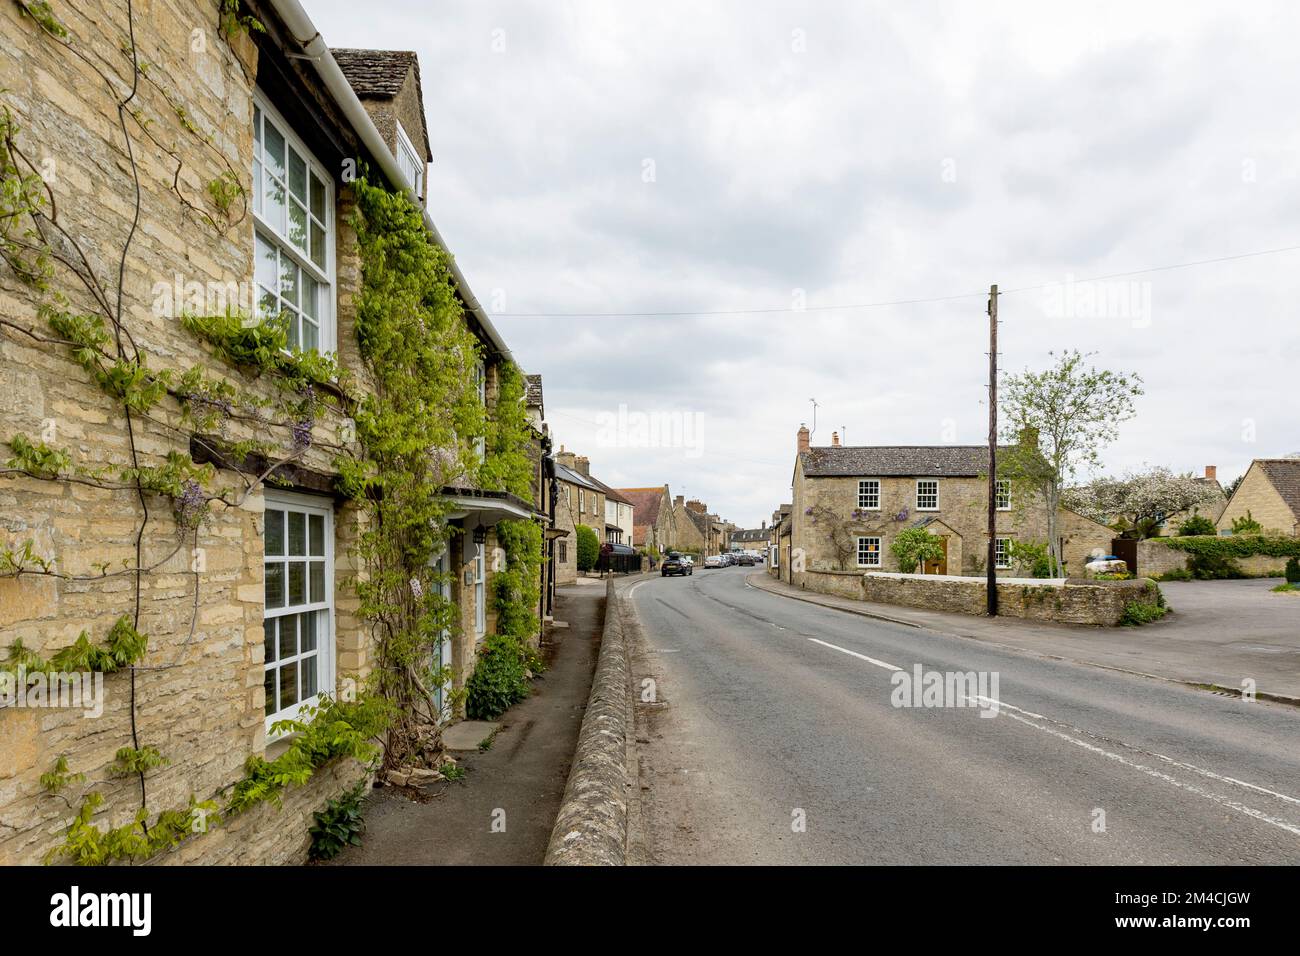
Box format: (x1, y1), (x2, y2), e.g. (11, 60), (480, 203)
(575, 455), (590, 476)
(831, 431), (840, 447)
(674, 495), (684, 508)
(797, 423), (810, 455)
(1205, 465), (1217, 481)
(555, 449), (576, 469)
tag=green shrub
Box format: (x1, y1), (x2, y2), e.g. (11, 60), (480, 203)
(1007, 539), (1054, 578)
(1286, 557), (1300, 585)
(1176, 514), (1216, 536)
(1120, 601), (1167, 626)
(1154, 567), (1192, 582)
(465, 634), (530, 719)
(890, 527), (944, 574)
(1187, 551), (1244, 580)
(1231, 511), (1263, 534)
(1272, 582), (1298, 593)
(575, 524), (599, 572)
(308, 780), (367, 861)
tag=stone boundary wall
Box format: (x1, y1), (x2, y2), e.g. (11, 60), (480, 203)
(797, 569), (1158, 626)
(1137, 539), (1286, 578)
(544, 576), (629, 865)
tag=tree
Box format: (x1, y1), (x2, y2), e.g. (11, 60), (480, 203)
(1176, 514), (1217, 537)
(1001, 350), (1143, 578)
(575, 524), (599, 572)
(890, 527), (945, 574)
(1006, 539), (1053, 577)
(1231, 510), (1263, 535)
(1061, 466), (1224, 539)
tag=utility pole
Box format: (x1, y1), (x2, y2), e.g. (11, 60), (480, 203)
(986, 284), (999, 617)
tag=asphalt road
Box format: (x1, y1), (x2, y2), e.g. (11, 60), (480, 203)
(627, 566), (1300, 865)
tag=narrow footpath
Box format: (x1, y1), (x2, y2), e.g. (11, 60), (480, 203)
(330, 581), (606, 865)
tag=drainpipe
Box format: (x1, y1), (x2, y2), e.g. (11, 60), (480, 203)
(268, 0), (513, 364)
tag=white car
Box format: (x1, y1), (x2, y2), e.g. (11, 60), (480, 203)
(703, 555), (723, 568)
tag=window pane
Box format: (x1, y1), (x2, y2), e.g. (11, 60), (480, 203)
(263, 618), (277, 663)
(264, 562), (284, 608)
(288, 200), (307, 250)
(264, 167), (286, 233)
(280, 660), (298, 708)
(301, 318), (318, 352)
(301, 274), (318, 320)
(263, 119), (285, 181)
(264, 668), (276, 716)
(255, 234), (277, 291)
(287, 511), (306, 555)
(285, 309), (300, 349)
(288, 561), (306, 605)
(301, 655), (317, 700)
(309, 560), (324, 603)
(309, 513), (324, 555)
(288, 148), (306, 202)
(265, 509), (284, 555)
(279, 614), (297, 659)
(279, 254), (299, 308)
(301, 611), (317, 652)
(252, 158), (262, 214)
(309, 221), (325, 269)
(253, 105), (262, 145)
(309, 170), (325, 220)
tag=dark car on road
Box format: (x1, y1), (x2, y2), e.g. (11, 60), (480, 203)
(661, 552), (693, 577)
(736, 553), (756, 566)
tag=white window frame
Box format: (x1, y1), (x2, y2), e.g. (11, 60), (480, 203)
(252, 92), (336, 354)
(473, 361), (487, 460)
(474, 541), (486, 637)
(916, 479), (939, 511)
(857, 536), (882, 567)
(994, 537), (1011, 569)
(857, 479), (881, 510)
(395, 121), (425, 197)
(262, 490), (335, 734)
(579, 488), (585, 514)
(996, 479), (1012, 511)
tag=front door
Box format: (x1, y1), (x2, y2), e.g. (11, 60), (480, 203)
(922, 536), (949, 575)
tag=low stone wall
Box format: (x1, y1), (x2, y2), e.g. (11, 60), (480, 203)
(545, 576), (629, 865)
(799, 569), (1159, 626)
(1137, 539), (1286, 578)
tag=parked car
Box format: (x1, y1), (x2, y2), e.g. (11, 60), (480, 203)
(703, 554), (723, 568)
(661, 552), (693, 576)
(737, 553), (756, 566)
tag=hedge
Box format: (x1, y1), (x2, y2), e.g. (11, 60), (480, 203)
(1159, 535), (1300, 559)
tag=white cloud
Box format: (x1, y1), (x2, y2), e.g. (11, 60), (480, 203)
(307, 0), (1300, 526)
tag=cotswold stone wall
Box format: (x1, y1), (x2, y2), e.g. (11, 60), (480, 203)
(0, 0), (373, 866)
(1137, 539), (1287, 578)
(796, 570), (1158, 626)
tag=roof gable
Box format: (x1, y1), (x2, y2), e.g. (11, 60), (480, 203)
(1257, 458), (1300, 522)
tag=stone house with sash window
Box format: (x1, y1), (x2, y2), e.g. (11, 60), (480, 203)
(0, 0), (543, 865)
(789, 426), (1111, 582)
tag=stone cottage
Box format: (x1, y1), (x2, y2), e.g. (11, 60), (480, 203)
(788, 426), (1111, 582)
(1217, 458), (1300, 536)
(0, 0), (542, 865)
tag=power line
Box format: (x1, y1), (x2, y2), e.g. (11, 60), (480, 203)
(493, 242), (1300, 318)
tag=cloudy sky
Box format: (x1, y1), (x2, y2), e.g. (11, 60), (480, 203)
(310, 0), (1300, 529)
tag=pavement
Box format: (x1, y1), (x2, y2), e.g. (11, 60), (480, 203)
(627, 566), (1300, 864)
(328, 582), (608, 866)
(746, 571), (1300, 702)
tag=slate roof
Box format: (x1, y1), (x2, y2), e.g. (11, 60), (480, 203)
(554, 461), (602, 493)
(332, 49), (419, 98)
(1257, 458), (1300, 523)
(800, 445), (1015, 478)
(586, 474), (631, 505)
(731, 528), (769, 543)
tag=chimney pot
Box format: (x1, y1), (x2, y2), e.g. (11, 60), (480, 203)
(797, 424), (810, 455)
(831, 431), (840, 447)
(1205, 465), (1217, 481)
